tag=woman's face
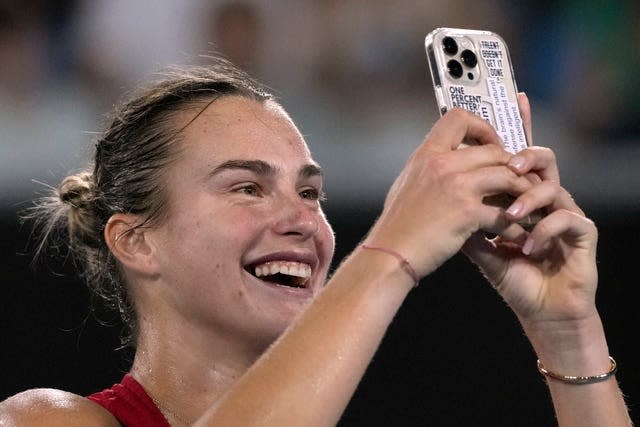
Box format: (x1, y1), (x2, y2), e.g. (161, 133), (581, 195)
(145, 96), (335, 351)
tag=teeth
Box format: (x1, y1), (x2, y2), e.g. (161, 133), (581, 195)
(254, 261), (311, 278)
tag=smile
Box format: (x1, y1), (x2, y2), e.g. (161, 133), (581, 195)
(252, 260), (312, 288)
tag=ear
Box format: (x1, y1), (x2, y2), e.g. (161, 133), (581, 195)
(104, 213), (159, 277)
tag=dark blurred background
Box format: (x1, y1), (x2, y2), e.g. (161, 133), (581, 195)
(1, 1), (638, 425)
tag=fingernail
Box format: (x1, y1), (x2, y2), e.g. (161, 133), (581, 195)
(509, 155), (525, 171)
(506, 202), (522, 217)
(522, 238), (534, 255)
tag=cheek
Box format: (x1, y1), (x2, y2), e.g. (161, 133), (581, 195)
(157, 210), (233, 275)
(317, 217), (336, 262)
(183, 207), (271, 271)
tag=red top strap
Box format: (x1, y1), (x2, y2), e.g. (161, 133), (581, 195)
(88, 374), (170, 427)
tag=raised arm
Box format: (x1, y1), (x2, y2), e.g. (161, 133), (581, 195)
(195, 109), (541, 426)
(462, 95), (632, 426)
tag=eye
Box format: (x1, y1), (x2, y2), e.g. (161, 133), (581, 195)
(234, 183), (262, 197)
(300, 187), (326, 202)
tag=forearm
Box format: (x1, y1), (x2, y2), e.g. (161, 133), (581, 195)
(195, 248), (415, 427)
(524, 316), (632, 427)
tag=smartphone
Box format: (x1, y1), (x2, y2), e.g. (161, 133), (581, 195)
(425, 28), (541, 228)
(425, 27), (528, 154)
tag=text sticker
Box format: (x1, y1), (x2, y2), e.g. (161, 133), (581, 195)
(480, 39), (527, 153)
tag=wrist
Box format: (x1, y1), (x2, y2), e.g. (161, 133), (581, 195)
(537, 356), (617, 385)
(350, 245), (416, 294)
(359, 244), (420, 287)
(523, 313), (612, 376)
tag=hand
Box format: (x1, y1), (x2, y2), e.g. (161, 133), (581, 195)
(463, 94), (599, 332)
(366, 108), (536, 279)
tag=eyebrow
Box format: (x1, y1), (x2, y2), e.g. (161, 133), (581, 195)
(210, 159), (324, 179)
(300, 163), (324, 179)
(211, 159), (276, 177)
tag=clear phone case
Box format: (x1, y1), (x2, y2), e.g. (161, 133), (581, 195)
(425, 28), (529, 154)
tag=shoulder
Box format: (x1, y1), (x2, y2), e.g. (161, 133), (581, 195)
(0, 388), (120, 427)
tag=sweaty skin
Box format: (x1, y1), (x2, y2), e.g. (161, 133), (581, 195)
(0, 95), (631, 427)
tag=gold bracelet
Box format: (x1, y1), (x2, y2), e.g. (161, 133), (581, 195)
(537, 356), (617, 385)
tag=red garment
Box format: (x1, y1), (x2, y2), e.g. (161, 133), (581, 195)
(88, 374), (170, 427)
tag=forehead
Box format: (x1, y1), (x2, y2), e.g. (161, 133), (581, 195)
(175, 96), (312, 162)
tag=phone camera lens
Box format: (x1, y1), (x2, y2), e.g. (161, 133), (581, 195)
(447, 60), (463, 78)
(461, 49), (477, 67)
(442, 37), (458, 55)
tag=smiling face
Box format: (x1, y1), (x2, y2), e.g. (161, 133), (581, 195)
(143, 96), (335, 352)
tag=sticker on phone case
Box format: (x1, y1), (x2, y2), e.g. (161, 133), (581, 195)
(448, 85), (482, 113)
(479, 39), (527, 153)
(486, 78), (526, 153)
(480, 40), (505, 78)
(447, 85), (498, 131)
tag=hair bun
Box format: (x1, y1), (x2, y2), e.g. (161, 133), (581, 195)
(59, 172), (100, 246)
(59, 172), (94, 208)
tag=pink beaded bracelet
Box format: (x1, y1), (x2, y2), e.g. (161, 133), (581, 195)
(360, 244), (420, 287)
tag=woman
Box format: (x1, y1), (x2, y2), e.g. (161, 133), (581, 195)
(0, 61), (631, 426)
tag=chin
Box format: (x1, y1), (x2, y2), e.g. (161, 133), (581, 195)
(252, 306), (307, 349)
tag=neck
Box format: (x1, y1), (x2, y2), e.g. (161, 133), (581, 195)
(130, 313), (269, 424)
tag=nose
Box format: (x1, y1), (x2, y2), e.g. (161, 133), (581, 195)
(271, 196), (319, 238)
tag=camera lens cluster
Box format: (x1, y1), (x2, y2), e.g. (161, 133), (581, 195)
(442, 36), (477, 79)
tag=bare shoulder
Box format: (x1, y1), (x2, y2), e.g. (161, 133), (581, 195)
(0, 388), (120, 427)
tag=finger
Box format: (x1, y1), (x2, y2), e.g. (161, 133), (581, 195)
(464, 228), (529, 258)
(505, 181), (584, 219)
(464, 204), (513, 239)
(425, 143), (512, 176)
(552, 187), (584, 216)
(421, 108), (503, 153)
(462, 231), (498, 269)
(517, 92), (533, 146)
(504, 180), (558, 219)
(522, 209), (597, 256)
(474, 223), (530, 249)
(457, 184), (535, 239)
(525, 172), (542, 185)
(452, 166), (535, 199)
(497, 222), (529, 246)
(462, 231), (522, 285)
(508, 146), (560, 182)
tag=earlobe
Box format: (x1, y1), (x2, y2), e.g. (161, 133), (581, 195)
(104, 213), (158, 276)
